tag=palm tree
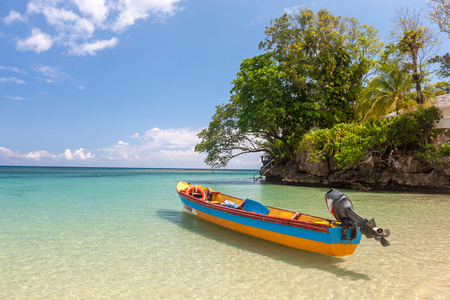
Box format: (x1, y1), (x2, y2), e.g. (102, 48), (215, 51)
(358, 64), (417, 119)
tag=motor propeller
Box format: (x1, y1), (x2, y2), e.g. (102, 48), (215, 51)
(325, 188), (390, 247)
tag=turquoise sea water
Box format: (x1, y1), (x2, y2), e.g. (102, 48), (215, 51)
(1, 166), (449, 299)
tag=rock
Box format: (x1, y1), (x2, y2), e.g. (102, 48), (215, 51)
(357, 153), (375, 170)
(395, 155), (433, 173)
(303, 154), (330, 177)
(389, 170), (449, 188)
(434, 157), (450, 176)
(264, 152), (450, 193)
(433, 129), (450, 175)
(434, 129), (450, 147)
(328, 156), (342, 172)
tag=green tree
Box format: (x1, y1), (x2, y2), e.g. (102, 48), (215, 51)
(430, 52), (450, 95)
(428, 0), (450, 37)
(398, 29), (425, 102)
(195, 53), (317, 167)
(230, 53), (319, 157)
(196, 8), (382, 168)
(390, 7), (441, 104)
(358, 45), (417, 119)
(433, 80), (450, 95)
(194, 101), (265, 169)
(430, 53), (450, 78)
(259, 8), (382, 128)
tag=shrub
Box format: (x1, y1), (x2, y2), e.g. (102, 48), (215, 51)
(387, 106), (442, 150)
(438, 144), (450, 156)
(298, 107), (442, 169)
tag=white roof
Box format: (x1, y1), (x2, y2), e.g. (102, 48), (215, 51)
(436, 94), (450, 108)
(383, 93), (450, 118)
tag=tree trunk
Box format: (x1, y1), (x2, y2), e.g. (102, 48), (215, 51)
(415, 82), (423, 104)
(412, 54), (423, 104)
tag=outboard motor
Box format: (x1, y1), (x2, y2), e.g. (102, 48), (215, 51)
(325, 188), (390, 247)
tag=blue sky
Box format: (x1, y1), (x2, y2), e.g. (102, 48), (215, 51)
(1, 0), (448, 169)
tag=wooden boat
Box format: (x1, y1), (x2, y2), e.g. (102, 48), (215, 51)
(177, 182), (390, 257)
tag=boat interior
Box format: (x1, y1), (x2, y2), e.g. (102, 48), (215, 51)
(178, 182), (333, 225)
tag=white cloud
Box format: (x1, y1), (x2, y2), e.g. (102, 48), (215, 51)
(1, 63), (81, 91)
(69, 37), (118, 56)
(0, 127), (261, 168)
(0, 146), (21, 158)
(283, 6), (304, 16)
(31, 65), (84, 88)
(16, 28), (53, 53)
(113, 0), (181, 31)
(73, 18), (96, 37)
(34, 65), (73, 83)
(6, 0), (181, 55)
(0, 128), (200, 167)
(27, 1), (80, 27)
(158, 148), (202, 163)
(73, 0), (109, 24)
(0, 66), (27, 85)
(0, 77), (26, 84)
(62, 148), (94, 160)
(26, 150), (56, 159)
(3, 10), (28, 24)
(0, 65), (28, 75)
(129, 133), (140, 139)
(4, 96), (28, 100)
(98, 127), (205, 166)
(0, 146), (94, 162)
(62, 149), (74, 160)
(142, 127), (200, 149)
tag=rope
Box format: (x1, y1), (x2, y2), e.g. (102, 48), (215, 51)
(388, 246), (448, 265)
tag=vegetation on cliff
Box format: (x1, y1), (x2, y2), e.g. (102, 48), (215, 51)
(299, 106), (445, 170)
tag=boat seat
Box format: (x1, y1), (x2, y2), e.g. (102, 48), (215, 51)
(242, 199), (270, 215)
(237, 199), (246, 209)
(291, 212), (302, 220)
(192, 192), (203, 198)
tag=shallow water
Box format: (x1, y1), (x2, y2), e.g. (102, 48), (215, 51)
(0, 167), (449, 299)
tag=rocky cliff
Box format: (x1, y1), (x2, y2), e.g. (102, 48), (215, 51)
(264, 129), (450, 193)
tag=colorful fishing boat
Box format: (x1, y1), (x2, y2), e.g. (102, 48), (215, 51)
(176, 181), (390, 257)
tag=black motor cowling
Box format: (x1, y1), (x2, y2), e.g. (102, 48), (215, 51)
(325, 188), (390, 247)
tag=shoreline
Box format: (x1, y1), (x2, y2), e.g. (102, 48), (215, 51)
(263, 168), (450, 194)
(263, 175), (450, 194)
(261, 129), (450, 195)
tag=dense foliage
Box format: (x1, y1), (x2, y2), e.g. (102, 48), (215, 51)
(431, 52), (450, 95)
(390, 7), (440, 104)
(428, 0), (450, 37)
(195, 53), (312, 167)
(299, 107), (443, 169)
(259, 8), (381, 128)
(196, 6), (448, 169)
(431, 53), (450, 78)
(196, 8), (382, 167)
(357, 45), (417, 119)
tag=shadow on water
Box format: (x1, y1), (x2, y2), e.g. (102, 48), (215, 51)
(157, 209), (370, 281)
